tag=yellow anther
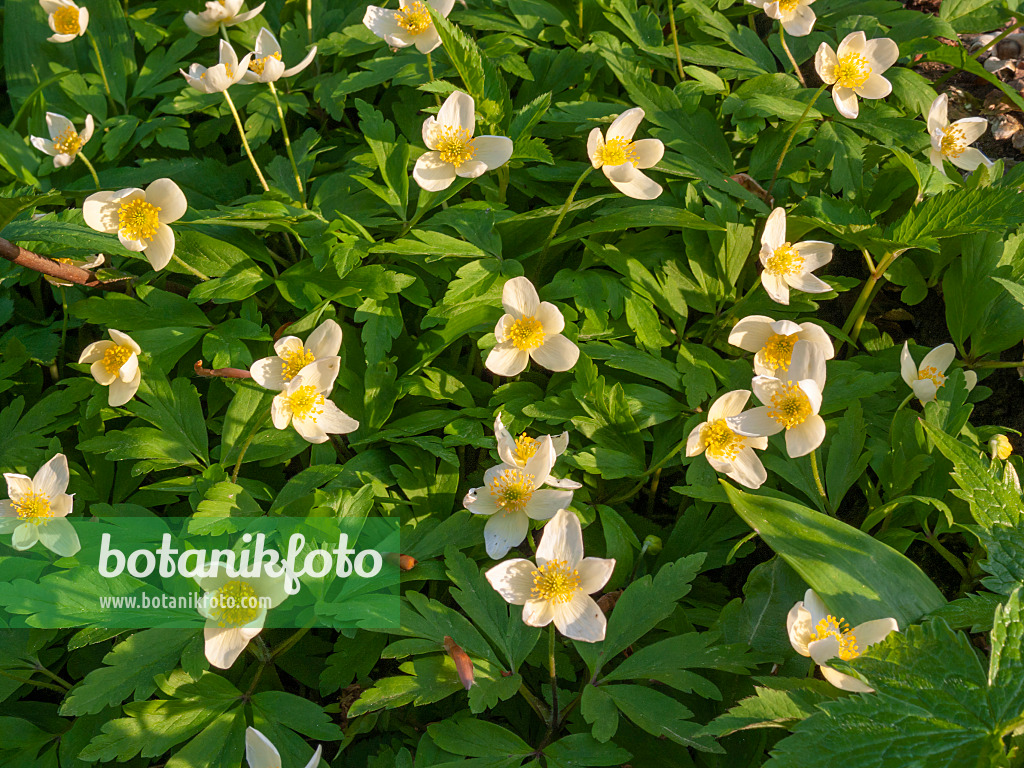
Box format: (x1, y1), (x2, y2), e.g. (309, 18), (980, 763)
(118, 198), (161, 242)
(506, 316), (545, 351)
(762, 332), (797, 373)
(514, 433), (538, 464)
(248, 51), (282, 75)
(595, 136), (638, 167)
(287, 384), (326, 422)
(703, 419), (745, 461)
(768, 382), (812, 429)
(394, 0), (432, 34)
(52, 5), (80, 35)
(834, 52), (872, 89)
(765, 243), (804, 277)
(12, 491), (53, 523)
(434, 125), (476, 167)
(101, 345), (134, 377)
(489, 469), (535, 515)
(210, 580), (262, 627)
(280, 346), (316, 382)
(917, 366), (945, 388)
(809, 615), (861, 661)
(940, 125), (967, 158)
(53, 127), (83, 157)
(777, 0), (800, 11)
(531, 559), (580, 604)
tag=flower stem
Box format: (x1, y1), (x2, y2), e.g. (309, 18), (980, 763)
(779, 27), (807, 87)
(270, 625), (312, 660)
(667, 1), (685, 81)
(268, 81), (305, 204)
(538, 165), (593, 265)
(768, 83), (827, 195)
(306, 0), (314, 46)
(547, 625), (559, 729)
(426, 52), (441, 106)
(232, 413), (269, 482)
(171, 253), (210, 281)
(838, 249), (903, 353)
(223, 90), (270, 192)
(77, 153), (100, 188)
(85, 30), (113, 104)
(809, 449), (830, 514)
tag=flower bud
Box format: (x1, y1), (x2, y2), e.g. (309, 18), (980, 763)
(991, 434), (1013, 460)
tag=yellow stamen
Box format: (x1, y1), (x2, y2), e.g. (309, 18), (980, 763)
(767, 382), (812, 429)
(833, 52), (872, 89)
(940, 125), (967, 158)
(531, 559), (580, 604)
(514, 433), (538, 464)
(12, 490), (53, 523)
(53, 127), (83, 157)
(209, 580), (262, 627)
(280, 346), (316, 382)
(917, 366), (945, 388)
(52, 5), (80, 35)
(248, 50), (283, 75)
(777, 0), (800, 11)
(703, 419), (746, 462)
(809, 615), (860, 661)
(101, 345), (134, 377)
(434, 126), (476, 167)
(506, 316), (545, 351)
(765, 243), (804, 277)
(394, 0), (432, 34)
(762, 332), (797, 373)
(118, 198), (161, 243)
(287, 384), (326, 422)
(489, 469), (535, 515)
(595, 136), (638, 167)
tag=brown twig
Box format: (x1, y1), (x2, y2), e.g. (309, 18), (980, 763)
(194, 360), (253, 379)
(0, 236), (125, 290)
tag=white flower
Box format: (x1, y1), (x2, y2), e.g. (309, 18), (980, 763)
(746, 0), (816, 36)
(0, 454), (79, 557)
(246, 728), (322, 768)
(363, 0), (455, 54)
(464, 436), (575, 559)
(586, 107), (664, 200)
(758, 207), (832, 305)
(82, 178), (187, 272)
(184, 0), (266, 37)
(43, 253), (104, 287)
(180, 39), (254, 93)
(485, 276), (579, 377)
(815, 32), (899, 119)
(900, 342), (977, 404)
(494, 414), (580, 490)
(241, 28), (317, 84)
(78, 329), (143, 407)
(927, 93), (992, 173)
(486, 508), (614, 642)
(250, 319), (342, 391)
(197, 565), (289, 669)
(787, 589), (897, 692)
(730, 340), (827, 458)
(728, 315), (834, 377)
(271, 358), (359, 444)
(40, 0), (88, 43)
(30, 112), (94, 168)
(412, 91), (513, 192)
(685, 391), (769, 489)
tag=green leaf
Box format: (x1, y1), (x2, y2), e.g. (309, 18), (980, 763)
(603, 684), (719, 752)
(703, 677), (840, 737)
(723, 484), (946, 628)
(427, 714), (533, 758)
(544, 734), (631, 767)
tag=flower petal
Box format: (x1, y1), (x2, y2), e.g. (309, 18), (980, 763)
(536, 302), (565, 335)
(485, 342), (529, 377)
(707, 389), (750, 421)
(951, 147), (992, 171)
(144, 224), (175, 271)
(250, 356), (287, 390)
(855, 73), (891, 100)
(204, 625), (262, 669)
(412, 151), (456, 191)
(108, 368), (142, 407)
(920, 343), (956, 374)
(536, 508), (583, 568)
(727, 447), (768, 489)
(502, 276), (539, 317)
(522, 598), (555, 627)
(577, 557), (614, 594)
(728, 406), (784, 437)
(485, 558), (536, 605)
(526, 489), (573, 521)
(531, 334), (579, 372)
(245, 728), (282, 768)
(792, 241), (833, 270)
(38, 516), (80, 557)
(484, 511), (529, 559)
(148, 178), (188, 223)
(606, 107), (644, 142)
(34, 453), (69, 498)
(900, 342), (918, 387)
(728, 315), (775, 353)
(438, 91), (475, 135)
(82, 191), (120, 234)
(553, 592), (607, 642)
(631, 138), (664, 169)
(832, 86), (859, 119)
(785, 414), (826, 457)
(307, 319), (343, 358)
(863, 36), (899, 72)
(927, 93), (947, 135)
(470, 136), (513, 170)
(607, 166), (662, 200)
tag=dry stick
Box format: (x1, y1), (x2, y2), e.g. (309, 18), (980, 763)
(194, 360), (253, 379)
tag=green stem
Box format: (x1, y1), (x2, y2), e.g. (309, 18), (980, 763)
(519, 682), (549, 721)
(232, 413), (269, 482)
(426, 52), (441, 107)
(973, 360), (1024, 369)
(223, 89), (270, 192)
(32, 664), (72, 690)
(838, 250), (902, 352)
(604, 436), (689, 505)
(268, 81), (305, 203)
(270, 626), (311, 660)
(779, 27), (807, 86)
(85, 30), (113, 104)
(667, 2), (685, 81)
(768, 83), (827, 194)
(171, 253), (210, 281)
(0, 669), (67, 694)
(77, 153), (100, 188)
(538, 165), (593, 265)
(547, 625), (559, 730)
(306, 0), (314, 46)
(809, 449), (830, 514)
(923, 524), (970, 581)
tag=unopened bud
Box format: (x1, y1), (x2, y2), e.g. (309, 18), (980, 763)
(641, 535), (663, 556)
(597, 589), (622, 615)
(444, 636), (474, 690)
(991, 434), (1013, 460)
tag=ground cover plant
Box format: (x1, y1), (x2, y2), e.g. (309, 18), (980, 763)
(3, 0), (1024, 764)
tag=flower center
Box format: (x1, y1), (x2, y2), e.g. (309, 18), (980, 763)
(489, 468), (535, 515)
(53, 127), (83, 157)
(765, 243), (804, 277)
(287, 384), (326, 422)
(118, 198), (161, 243)
(762, 332), (797, 373)
(809, 615), (860, 661)
(102, 344), (134, 377)
(703, 419), (746, 461)
(834, 52), (872, 89)
(531, 559), (581, 604)
(209, 580), (262, 627)
(52, 6), (80, 35)
(506, 316), (546, 351)
(767, 382), (812, 429)
(940, 125), (967, 158)
(394, 0), (433, 33)
(248, 51), (282, 75)
(596, 136), (638, 167)
(434, 126), (476, 167)
(280, 346), (316, 381)
(917, 365), (945, 388)
(514, 433), (538, 464)
(777, 0), (800, 11)
(12, 490), (53, 523)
